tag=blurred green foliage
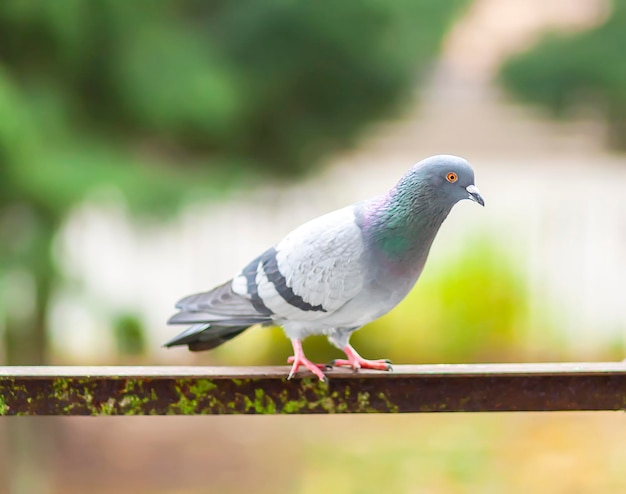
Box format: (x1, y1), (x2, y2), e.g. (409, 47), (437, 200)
(0, 0), (468, 364)
(499, 3), (626, 150)
(0, 0), (468, 177)
(113, 314), (147, 358)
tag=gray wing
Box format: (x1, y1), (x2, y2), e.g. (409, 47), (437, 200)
(235, 205), (366, 321)
(165, 266), (273, 349)
(166, 204), (367, 349)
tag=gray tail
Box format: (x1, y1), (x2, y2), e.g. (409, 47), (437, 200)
(166, 279), (273, 351)
(163, 323), (253, 351)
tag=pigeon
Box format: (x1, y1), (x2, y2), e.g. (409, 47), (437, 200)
(165, 155), (484, 380)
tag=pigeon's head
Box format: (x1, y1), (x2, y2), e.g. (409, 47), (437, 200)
(406, 154), (484, 207)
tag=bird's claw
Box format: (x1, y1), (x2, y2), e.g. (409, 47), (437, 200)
(287, 355), (328, 381)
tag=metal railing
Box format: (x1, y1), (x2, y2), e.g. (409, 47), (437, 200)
(1, 362), (625, 415)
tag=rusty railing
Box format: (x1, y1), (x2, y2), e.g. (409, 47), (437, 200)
(1, 362), (625, 415)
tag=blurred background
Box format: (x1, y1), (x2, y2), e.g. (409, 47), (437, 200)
(1, 0), (625, 492)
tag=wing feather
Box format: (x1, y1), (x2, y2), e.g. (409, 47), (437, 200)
(254, 205), (365, 319)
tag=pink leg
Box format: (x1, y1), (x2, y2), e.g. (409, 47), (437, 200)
(332, 344), (392, 371)
(287, 339), (327, 381)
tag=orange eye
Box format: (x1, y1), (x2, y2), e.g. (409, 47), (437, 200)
(446, 172), (458, 183)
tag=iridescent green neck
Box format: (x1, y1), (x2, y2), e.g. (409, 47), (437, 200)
(359, 184), (452, 263)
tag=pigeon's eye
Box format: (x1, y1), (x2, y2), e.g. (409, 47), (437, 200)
(446, 172), (458, 183)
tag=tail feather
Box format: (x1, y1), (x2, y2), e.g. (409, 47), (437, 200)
(166, 278), (273, 352)
(187, 327), (250, 351)
(174, 281), (268, 317)
(168, 311), (266, 326)
(164, 323), (253, 350)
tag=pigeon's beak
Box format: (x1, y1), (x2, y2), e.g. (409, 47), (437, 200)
(466, 184), (484, 206)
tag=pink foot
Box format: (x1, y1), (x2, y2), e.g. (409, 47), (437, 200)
(287, 339), (327, 381)
(332, 345), (392, 371)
